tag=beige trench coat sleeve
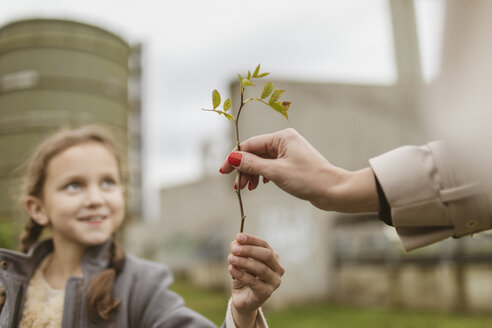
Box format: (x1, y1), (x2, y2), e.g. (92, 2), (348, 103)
(369, 141), (491, 251)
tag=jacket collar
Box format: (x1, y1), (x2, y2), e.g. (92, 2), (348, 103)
(0, 238), (113, 282)
(80, 238), (113, 278)
(0, 239), (54, 282)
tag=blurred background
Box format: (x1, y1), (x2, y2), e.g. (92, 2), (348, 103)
(1, 0), (492, 327)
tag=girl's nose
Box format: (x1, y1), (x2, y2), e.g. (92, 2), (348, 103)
(84, 186), (104, 207)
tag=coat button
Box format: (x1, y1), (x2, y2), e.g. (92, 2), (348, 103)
(0, 260), (8, 270)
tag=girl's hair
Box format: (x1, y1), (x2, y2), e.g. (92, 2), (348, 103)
(19, 125), (127, 322)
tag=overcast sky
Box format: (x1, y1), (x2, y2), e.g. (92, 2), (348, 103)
(0, 0), (444, 219)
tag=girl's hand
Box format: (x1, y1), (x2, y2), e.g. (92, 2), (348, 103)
(228, 233), (284, 327)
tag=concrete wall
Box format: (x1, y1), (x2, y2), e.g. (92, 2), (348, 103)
(335, 263), (492, 313)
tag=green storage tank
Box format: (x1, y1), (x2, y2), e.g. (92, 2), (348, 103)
(0, 19), (132, 223)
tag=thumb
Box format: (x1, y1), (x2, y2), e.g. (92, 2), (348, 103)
(228, 151), (275, 178)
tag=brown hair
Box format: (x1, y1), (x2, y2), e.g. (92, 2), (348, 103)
(20, 125), (126, 322)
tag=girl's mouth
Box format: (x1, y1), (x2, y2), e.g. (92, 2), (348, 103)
(77, 216), (107, 224)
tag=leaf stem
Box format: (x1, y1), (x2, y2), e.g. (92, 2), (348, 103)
(253, 98), (271, 106)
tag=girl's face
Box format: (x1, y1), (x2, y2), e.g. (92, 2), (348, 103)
(39, 142), (125, 248)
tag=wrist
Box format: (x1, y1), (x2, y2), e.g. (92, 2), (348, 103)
(310, 164), (379, 213)
(337, 167), (379, 213)
(309, 162), (349, 211)
(231, 304), (257, 328)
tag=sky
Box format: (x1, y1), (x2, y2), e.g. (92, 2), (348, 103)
(0, 0), (444, 219)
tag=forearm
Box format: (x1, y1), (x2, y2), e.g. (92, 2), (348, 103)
(310, 166), (379, 213)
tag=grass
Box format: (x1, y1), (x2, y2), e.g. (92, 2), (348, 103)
(265, 304), (492, 328)
(171, 276), (492, 327)
(171, 276), (229, 324)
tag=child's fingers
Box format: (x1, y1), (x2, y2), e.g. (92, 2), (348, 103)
(234, 234), (281, 268)
(231, 244), (284, 275)
(236, 233), (274, 252)
(228, 255), (281, 288)
(228, 265), (276, 300)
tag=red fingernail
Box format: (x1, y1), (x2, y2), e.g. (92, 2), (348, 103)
(248, 182), (252, 191)
(234, 182), (238, 190)
(228, 152), (242, 167)
(219, 168), (224, 174)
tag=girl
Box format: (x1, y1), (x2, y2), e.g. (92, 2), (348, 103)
(0, 126), (284, 327)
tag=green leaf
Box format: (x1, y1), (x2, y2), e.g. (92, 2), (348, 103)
(223, 112), (235, 121)
(223, 98), (232, 111)
(261, 82), (274, 99)
(242, 79), (255, 87)
(253, 64), (260, 78)
(247, 70), (252, 80)
(238, 74), (246, 92)
(269, 89), (285, 104)
(270, 102), (289, 120)
(212, 89), (221, 109)
(270, 102), (284, 112)
(257, 72), (270, 78)
(211, 109), (235, 121)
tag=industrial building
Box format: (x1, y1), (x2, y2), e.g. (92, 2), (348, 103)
(0, 19), (142, 246)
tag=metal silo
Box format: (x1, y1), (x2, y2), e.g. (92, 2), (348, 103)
(0, 19), (132, 233)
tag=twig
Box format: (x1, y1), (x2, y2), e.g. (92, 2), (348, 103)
(235, 90), (246, 232)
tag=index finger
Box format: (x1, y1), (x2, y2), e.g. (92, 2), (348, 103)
(220, 132), (280, 174)
(236, 233), (274, 252)
(239, 132), (281, 157)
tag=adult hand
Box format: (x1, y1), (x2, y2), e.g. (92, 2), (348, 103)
(220, 128), (378, 213)
(228, 233), (284, 328)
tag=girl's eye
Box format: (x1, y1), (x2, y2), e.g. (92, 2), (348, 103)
(102, 179), (116, 189)
(65, 182), (81, 192)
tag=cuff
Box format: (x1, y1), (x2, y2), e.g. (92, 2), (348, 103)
(375, 175), (393, 226)
(369, 141), (490, 251)
(225, 298), (268, 328)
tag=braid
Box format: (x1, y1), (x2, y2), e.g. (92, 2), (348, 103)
(109, 236), (125, 274)
(20, 219), (45, 253)
(87, 235), (126, 322)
